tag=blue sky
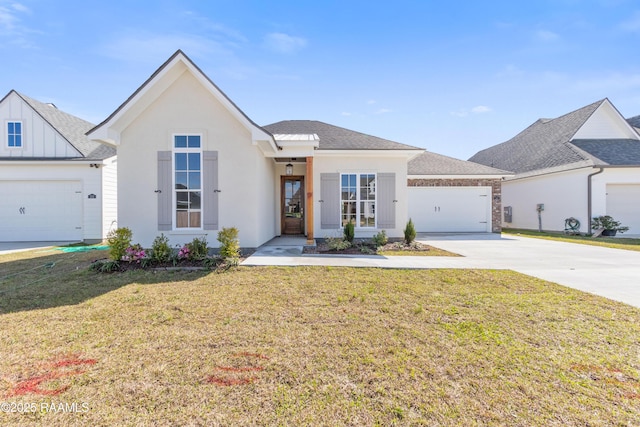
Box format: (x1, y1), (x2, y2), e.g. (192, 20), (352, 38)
(1, 0), (640, 159)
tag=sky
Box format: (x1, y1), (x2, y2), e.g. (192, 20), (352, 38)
(1, 0), (640, 160)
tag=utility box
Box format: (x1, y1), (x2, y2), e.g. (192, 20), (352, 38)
(536, 203), (545, 212)
(504, 206), (512, 223)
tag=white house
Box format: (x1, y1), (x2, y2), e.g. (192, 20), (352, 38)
(0, 90), (117, 242)
(87, 50), (427, 248)
(469, 99), (640, 235)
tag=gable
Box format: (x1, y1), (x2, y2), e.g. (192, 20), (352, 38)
(572, 100), (639, 140)
(0, 90), (115, 160)
(0, 91), (82, 158)
(87, 50), (276, 154)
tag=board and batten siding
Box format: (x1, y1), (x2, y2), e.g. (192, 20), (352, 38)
(0, 92), (83, 158)
(101, 156), (118, 237)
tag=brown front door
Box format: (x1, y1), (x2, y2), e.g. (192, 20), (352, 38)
(282, 176), (304, 235)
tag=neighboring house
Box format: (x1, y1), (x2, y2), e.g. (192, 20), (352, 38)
(87, 50), (424, 248)
(469, 99), (640, 235)
(407, 152), (512, 233)
(0, 90), (117, 242)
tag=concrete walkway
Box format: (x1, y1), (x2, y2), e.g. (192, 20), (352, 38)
(243, 233), (640, 308)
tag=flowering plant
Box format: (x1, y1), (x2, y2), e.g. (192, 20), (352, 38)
(122, 244), (146, 263)
(178, 245), (190, 259)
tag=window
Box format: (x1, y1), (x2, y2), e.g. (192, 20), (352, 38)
(174, 135), (202, 228)
(7, 121), (22, 147)
(341, 173), (376, 228)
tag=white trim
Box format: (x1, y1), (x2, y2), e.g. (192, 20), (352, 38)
(172, 133), (203, 231)
(5, 120), (24, 149)
(340, 172), (377, 229)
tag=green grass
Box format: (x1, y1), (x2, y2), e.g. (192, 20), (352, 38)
(1, 249), (640, 425)
(503, 228), (640, 252)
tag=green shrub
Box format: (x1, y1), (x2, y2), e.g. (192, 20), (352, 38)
(217, 227), (240, 260)
(372, 230), (388, 247)
(151, 234), (171, 263)
(592, 215), (629, 233)
(343, 221), (355, 243)
(326, 236), (351, 251)
(106, 227), (132, 261)
(404, 218), (416, 244)
(187, 236), (209, 260)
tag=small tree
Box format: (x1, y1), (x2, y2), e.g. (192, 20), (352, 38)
(404, 218), (416, 244)
(218, 227), (240, 260)
(343, 220), (355, 243)
(107, 227), (132, 261)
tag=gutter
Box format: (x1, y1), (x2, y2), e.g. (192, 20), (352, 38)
(587, 166), (604, 232)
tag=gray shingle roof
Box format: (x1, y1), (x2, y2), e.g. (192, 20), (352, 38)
(263, 120), (422, 150)
(408, 151), (511, 175)
(16, 91), (116, 160)
(571, 139), (640, 166)
(469, 99), (605, 173)
(628, 115), (640, 129)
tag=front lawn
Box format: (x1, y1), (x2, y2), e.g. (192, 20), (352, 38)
(1, 249), (639, 425)
(503, 228), (640, 252)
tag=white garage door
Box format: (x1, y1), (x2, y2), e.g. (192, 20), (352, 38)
(606, 184), (640, 234)
(408, 187), (491, 232)
(0, 181), (83, 242)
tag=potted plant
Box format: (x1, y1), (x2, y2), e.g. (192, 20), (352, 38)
(591, 215), (629, 236)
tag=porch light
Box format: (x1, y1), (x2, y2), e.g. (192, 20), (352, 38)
(285, 163), (293, 176)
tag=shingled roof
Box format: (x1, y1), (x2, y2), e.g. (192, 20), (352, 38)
(469, 99), (640, 174)
(628, 115), (640, 129)
(12, 92), (116, 160)
(263, 120), (422, 151)
(409, 151), (511, 176)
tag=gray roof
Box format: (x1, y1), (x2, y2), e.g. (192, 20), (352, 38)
(628, 115), (640, 129)
(469, 99), (605, 174)
(263, 120), (422, 151)
(10, 91), (116, 160)
(571, 139), (640, 166)
(408, 151), (512, 175)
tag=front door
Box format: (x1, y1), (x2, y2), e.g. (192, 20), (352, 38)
(282, 176), (304, 235)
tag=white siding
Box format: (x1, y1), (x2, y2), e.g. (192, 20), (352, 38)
(101, 156), (118, 238)
(502, 168), (590, 233)
(0, 92), (82, 158)
(572, 102), (639, 140)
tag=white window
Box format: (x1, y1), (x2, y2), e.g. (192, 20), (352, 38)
(341, 173), (376, 228)
(173, 135), (202, 229)
(7, 121), (22, 148)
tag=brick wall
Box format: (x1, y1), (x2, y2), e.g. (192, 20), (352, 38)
(407, 178), (503, 232)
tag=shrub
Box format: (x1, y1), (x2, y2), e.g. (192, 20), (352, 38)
(151, 233), (171, 263)
(326, 236), (351, 251)
(106, 227), (132, 261)
(218, 227), (240, 260)
(372, 230), (388, 248)
(343, 221), (355, 243)
(404, 218), (416, 244)
(187, 236), (209, 260)
(592, 215), (629, 233)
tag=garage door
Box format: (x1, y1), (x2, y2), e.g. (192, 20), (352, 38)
(606, 184), (640, 234)
(0, 181), (83, 242)
(408, 187), (491, 232)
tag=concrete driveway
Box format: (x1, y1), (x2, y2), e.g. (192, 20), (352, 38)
(243, 233), (640, 308)
(0, 241), (76, 255)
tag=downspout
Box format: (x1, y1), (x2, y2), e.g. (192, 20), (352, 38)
(587, 167), (604, 232)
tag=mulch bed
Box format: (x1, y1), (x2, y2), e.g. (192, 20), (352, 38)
(303, 240), (434, 255)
